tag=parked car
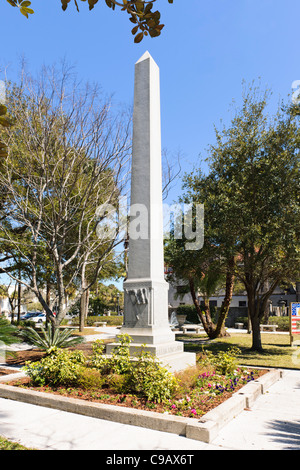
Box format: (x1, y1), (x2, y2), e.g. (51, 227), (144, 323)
(20, 312), (43, 321)
(30, 313), (46, 323)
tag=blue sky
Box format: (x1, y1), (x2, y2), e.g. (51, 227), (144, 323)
(1, 0), (300, 201)
(1, 0), (300, 287)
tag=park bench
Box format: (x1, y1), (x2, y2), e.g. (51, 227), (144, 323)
(260, 324), (278, 332)
(181, 324), (203, 334)
(235, 322), (244, 329)
(94, 321), (107, 327)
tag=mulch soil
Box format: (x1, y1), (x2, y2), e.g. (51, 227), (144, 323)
(5, 342), (94, 366)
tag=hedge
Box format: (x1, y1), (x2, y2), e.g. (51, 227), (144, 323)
(175, 305), (199, 324)
(268, 316), (289, 331)
(70, 314), (123, 327)
(235, 316), (289, 331)
(86, 315), (123, 327)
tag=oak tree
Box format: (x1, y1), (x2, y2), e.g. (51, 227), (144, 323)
(183, 86), (300, 351)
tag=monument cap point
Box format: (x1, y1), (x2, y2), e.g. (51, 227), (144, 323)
(136, 51), (154, 64)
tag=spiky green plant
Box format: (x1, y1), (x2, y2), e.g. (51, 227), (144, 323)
(20, 324), (84, 354)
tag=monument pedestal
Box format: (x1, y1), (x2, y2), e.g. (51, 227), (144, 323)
(106, 336), (196, 373)
(106, 278), (196, 372)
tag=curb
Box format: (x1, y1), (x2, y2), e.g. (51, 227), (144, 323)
(0, 368), (282, 444)
(187, 369), (282, 442)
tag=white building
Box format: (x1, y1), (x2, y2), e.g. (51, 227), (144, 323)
(168, 281), (298, 320)
(0, 284), (27, 319)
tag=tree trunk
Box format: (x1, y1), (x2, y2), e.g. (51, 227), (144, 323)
(247, 289), (263, 351)
(46, 282), (51, 307)
(250, 313), (263, 351)
(79, 267), (89, 332)
(16, 266), (22, 323)
(79, 292), (86, 333)
(262, 280), (270, 324)
(247, 310), (252, 334)
(189, 269), (232, 339)
(189, 278), (209, 332)
(45, 281), (51, 327)
(213, 258), (235, 338)
(202, 300), (216, 337)
(86, 288), (90, 319)
(54, 260), (67, 330)
(79, 287), (90, 332)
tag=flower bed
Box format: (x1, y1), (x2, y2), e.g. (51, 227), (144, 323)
(7, 336), (266, 419)
(10, 367), (264, 419)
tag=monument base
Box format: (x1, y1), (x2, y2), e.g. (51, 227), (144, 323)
(158, 351), (197, 373)
(106, 328), (196, 372)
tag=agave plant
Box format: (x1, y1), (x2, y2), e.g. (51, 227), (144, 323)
(20, 324), (84, 354)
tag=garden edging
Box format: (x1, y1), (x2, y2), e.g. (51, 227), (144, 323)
(0, 368), (282, 443)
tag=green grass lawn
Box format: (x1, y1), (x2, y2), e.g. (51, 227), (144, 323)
(181, 332), (300, 370)
(0, 435), (35, 450)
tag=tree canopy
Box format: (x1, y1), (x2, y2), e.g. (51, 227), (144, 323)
(0, 64), (131, 328)
(6, 0), (173, 42)
(179, 85), (300, 350)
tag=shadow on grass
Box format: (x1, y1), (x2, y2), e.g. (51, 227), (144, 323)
(265, 342), (291, 348)
(183, 338), (292, 363)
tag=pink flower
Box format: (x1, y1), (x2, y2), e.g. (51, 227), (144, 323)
(171, 404), (176, 409)
(191, 409), (197, 416)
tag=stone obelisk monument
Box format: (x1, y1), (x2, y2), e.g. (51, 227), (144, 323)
(107, 52), (195, 371)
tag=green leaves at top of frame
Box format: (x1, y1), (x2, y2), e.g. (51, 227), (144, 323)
(6, 0), (34, 18)
(62, 0), (99, 12)
(7, 0), (172, 42)
(61, 0), (168, 43)
(19, 1), (34, 18)
(128, 2), (165, 43)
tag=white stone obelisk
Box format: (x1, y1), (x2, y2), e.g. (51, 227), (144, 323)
(107, 52), (195, 371)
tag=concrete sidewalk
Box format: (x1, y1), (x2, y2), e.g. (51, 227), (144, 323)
(211, 368), (300, 450)
(0, 368), (299, 450)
